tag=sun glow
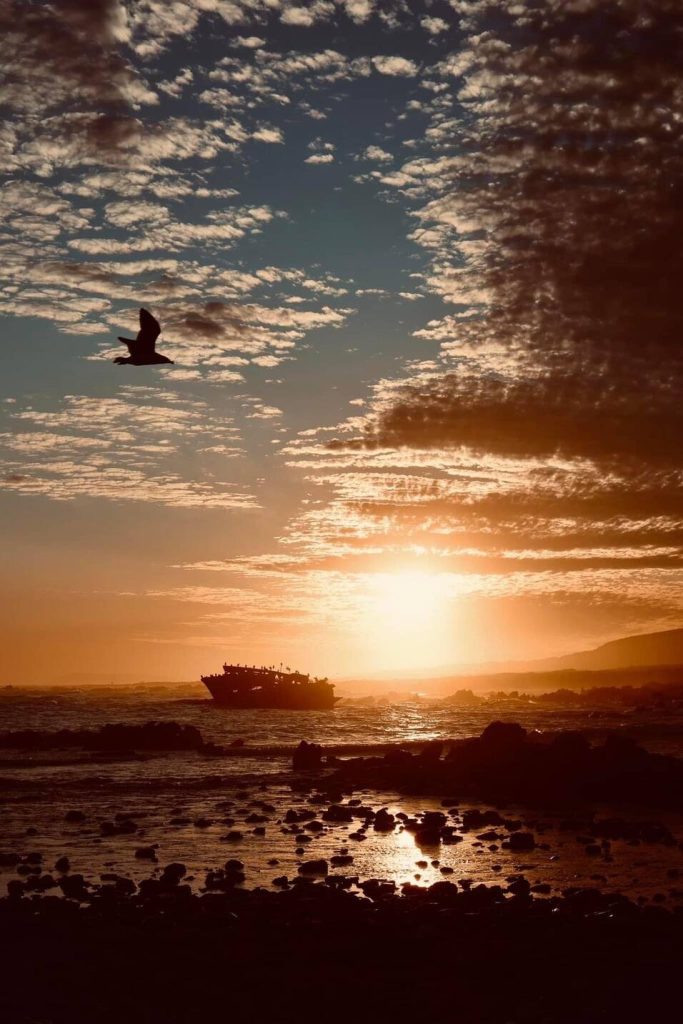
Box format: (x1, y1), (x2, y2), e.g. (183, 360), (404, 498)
(361, 571), (456, 672)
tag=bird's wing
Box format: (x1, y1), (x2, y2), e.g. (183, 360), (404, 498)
(136, 308), (161, 355)
(118, 336), (136, 354)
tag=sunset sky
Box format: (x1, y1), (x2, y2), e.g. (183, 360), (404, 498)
(1, 0), (681, 683)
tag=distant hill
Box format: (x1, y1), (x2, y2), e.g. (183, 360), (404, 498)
(527, 628), (683, 672)
(338, 627), (683, 697)
(338, 664), (683, 698)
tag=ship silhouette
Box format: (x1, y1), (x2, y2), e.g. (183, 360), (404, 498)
(201, 663), (338, 709)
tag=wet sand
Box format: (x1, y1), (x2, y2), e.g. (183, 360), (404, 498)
(2, 781), (683, 904)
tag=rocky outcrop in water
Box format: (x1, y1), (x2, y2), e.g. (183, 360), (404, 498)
(0, 721), (208, 752)
(328, 721), (683, 808)
(292, 740), (323, 770)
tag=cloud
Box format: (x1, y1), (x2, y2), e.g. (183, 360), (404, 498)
(85, 298), (356, 375)
(361, 145), (393, 162)
(342, 0), (374, 24)
(188, 0), (678, 639)
(251, 125), (284, 143)
(341, 0), (683, 480)
(232, 35), (266, 48)
(0, 0), (153, 116)
(304, 153), (334, 164)
(3, 0), (679, 656)
(0, 389), (256, 510)
(371, 56), (419, 77)
(421, 16), (449, 35)
(280, 4), (334, 28)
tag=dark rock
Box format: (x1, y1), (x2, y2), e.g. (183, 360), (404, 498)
(1, 721), (205, 753)
(293, 741), (323, 771)
(480, 721), (527, 749)
(100, 818), (137, 837)
(360, 879), (396, 901)
(507, 876), (531, 897)
(297, 859), (328, 876)
(417, 741), (444, 764)
(384, 749), (413, 767)
(161, 863), (187, 886)
(462, 809), (505, 831)
(415, 828), (441, 846)
(373, 809), (395, 832)
(64, 810), (86, 823)
(134, 846), (157, 861)
(59, 874), (89, 900)
(322, 804), (354, 823)
(325, 875), (356, 890)
(507, 832), (536, 852)
(427, 880), (459, 903)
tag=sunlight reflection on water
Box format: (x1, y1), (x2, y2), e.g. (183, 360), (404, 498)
(2, 689), (683, 905)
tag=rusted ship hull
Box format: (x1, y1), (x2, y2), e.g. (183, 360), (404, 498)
(201, 668), (338, 709)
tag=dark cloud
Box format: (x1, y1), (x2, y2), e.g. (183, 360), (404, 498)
(0, 0), (149, 115)
(347, 371), (681, 468)
(354, 0), (683, 470)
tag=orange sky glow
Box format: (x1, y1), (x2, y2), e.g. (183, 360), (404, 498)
(1, 0), (681, 684)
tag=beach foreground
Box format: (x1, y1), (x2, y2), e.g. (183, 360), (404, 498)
(2, 879), (683, 1023)
(2, 718), (683, 1022)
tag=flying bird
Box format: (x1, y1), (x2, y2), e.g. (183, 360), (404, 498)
(114, 308), (174, 366)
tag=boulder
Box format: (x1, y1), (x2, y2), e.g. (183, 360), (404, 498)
(480, 721), (527, 750)
(297, 859), (329, 876)
(161, 863), (187, 886)
(508, 832), (536, 852)
(292, 741), (323, 771)
(322, 804), (354, 823)
(330, 854), (354, 867)
(64, 810), (86, 823)
(373, 809), (396, 832)
(134, 846), (158, 861)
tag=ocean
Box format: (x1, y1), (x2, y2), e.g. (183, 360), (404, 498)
(2, 684), (683, 902)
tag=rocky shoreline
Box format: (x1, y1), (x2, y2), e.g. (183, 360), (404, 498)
(3, 721), (683, 1022)
(320, 721), (683, 808)
(2, 876), (683, 1023)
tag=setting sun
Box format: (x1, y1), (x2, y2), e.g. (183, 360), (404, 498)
(362, 571), (456, 672)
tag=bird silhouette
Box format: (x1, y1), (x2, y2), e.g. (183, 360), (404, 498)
(114, 308), (174, 366)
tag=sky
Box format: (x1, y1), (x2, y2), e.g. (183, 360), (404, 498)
(1, 0), (682, 684)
